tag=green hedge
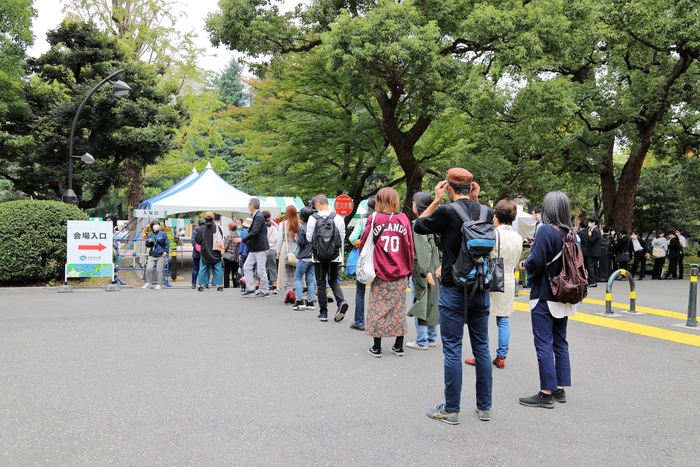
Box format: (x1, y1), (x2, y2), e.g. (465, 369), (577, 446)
(0, 200), (89, 283)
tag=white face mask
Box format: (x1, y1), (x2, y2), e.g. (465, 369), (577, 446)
(152, 225), (160, 232)
(631, 235), (637, 240)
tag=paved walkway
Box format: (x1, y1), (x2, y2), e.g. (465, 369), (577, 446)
(1, 276), (698, 466)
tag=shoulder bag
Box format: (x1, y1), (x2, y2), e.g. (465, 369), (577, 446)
(356, 213), (377, 285)
(490, 229), (505, 293)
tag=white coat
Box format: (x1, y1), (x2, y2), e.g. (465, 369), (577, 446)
(490, 225), (524, 317)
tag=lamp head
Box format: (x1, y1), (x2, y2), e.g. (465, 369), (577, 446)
(80, 153), (95, 164)
(112, 80), (131, 97)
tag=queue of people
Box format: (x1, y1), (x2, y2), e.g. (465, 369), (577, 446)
(139, 166), (692, 427)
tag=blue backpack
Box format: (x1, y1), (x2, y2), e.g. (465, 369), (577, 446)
(451, 203), (496, 299)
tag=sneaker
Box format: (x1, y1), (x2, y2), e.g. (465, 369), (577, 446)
(216, 286), (223, 291)
(292, 300), (306, 311)
(493, 356), (505, 369)
(254, 292), (270, 299)
(519, 392), (554, 409)
(141, 283), (151, 289)
(406, 341), (428, 350)
(552, 388), (567, 403)
(327, 297), (334, 303)
(205, 284), (209, 289)
(427, 404), (459, 425)
(191, 284), (196, 289)
(197, 285), (204, 292)
(390, 346), (404, 356)
(350, 323), (365, 331)
(334, 300), (349, 322)
(464, 358), (475, 366)
(305, 301), (315, 310)
(241, 289), (256, 297)
(428, 341), (437, 347)
(154, 285), (162, 290)
(283, 290), (292, 304)
(368, 347), (382, 358)
(317, 311), (328, 321)
(475, 408), (491, 421)
(271, 288), (278, 295)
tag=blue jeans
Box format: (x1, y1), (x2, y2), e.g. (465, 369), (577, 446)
(197, 259), (222, 286)
(354, 280), (366, 326)
(531, 300), (571, 391)
(438, 285), (492, 413)
(414, 316), (437, 347)
(294, 261), (316, 302)
(496, 316), (509, 357)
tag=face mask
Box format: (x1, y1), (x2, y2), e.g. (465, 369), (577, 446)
(631, 235), (637, 240)
(152, 225), (160, 232)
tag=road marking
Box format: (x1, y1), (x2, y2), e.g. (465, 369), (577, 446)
(513, 302), (700, 347)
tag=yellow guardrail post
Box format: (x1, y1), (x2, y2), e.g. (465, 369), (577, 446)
(687, 264), (698, 327)
(605, 269), (636, 314)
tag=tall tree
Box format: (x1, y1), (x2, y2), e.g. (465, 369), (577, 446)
(213, 58), (248, 107)
(0, 21), (187, 209)
(206, 0), (574, 215)
(0, 0), (35, 120)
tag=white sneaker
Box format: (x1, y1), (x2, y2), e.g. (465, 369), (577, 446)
(154, 285), (162, 290)
(428, 341), (437, 347)
(406, 341), (428, 350)
(141, 283), (151, 289)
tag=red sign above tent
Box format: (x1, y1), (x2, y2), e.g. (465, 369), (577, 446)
(334, 195), (354, 217)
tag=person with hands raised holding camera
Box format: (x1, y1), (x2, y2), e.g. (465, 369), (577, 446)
(414, 168), (494, 424)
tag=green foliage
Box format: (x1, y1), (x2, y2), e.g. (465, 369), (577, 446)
(0, 21), (188, 209)
(213, 58), (248, 107)
(0, 0), (36, 120)
(0, 200), (88, 283)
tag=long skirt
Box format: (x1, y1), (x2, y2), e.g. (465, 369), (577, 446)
(366, 276), (408, 338)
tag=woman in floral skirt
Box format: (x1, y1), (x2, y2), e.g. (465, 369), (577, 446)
(360, 187), (414, 357)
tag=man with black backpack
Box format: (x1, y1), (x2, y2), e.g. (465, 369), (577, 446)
(306, 195), (348, 322)
(414, 168), (494, 424)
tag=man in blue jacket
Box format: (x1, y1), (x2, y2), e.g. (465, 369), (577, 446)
(142, 219), (169, 290)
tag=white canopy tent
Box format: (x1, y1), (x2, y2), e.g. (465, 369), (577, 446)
(513, 204), (536, 241)
(141, 163), (280, 218)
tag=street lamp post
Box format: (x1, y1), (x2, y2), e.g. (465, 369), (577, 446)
(62, 69), (131, 205)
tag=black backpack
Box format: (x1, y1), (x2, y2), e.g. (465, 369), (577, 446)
(451, 202), (496, 299)
(312, 212), (341, 262)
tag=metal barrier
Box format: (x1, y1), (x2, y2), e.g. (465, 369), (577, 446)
(605, 269), (636, 314)
(687, 264), (698, 327)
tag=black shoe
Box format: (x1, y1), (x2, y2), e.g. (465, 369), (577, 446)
(191, 284), (196, 289)
(552, 389), (566, 403)
(217, 286), (223, 291)
(588, 283), (597, 288)
(390, 346), (404, 356)
(519, 392), (554, 408)
(334, 300), (348, 322)
(350, 323), (365, 331)
(327, 297), (334, 303)
(205, 284), (209, 289)
(368, 347), (382, 358)
(197, 286), (204, 292)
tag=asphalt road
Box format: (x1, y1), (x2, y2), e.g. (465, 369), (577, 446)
(1, 277), (699, 466)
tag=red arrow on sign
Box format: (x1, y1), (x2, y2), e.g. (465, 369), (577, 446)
(78, 244), (107, 252)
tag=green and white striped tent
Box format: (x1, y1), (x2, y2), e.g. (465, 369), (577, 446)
(255, 197), (369, 218)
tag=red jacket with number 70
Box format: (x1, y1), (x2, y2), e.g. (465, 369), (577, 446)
(359, 212), (414, 282)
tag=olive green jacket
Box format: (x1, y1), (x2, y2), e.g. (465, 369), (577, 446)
(407, 223), (440, 326)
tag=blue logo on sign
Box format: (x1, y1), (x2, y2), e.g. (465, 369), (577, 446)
(79, 255), (87, 261)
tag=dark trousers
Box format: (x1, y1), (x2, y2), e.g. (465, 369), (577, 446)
(314, 262), (344, 312)
(665, 257), (679, 279)
(679, 253), (684, 279)
(630, 250), (647, 279)
(531, 300), (571, 391)
(652, 257), (665, 279)
(598, 250), (610, 281)
(223, 258), (239, 288)
(585, 255), (599, 284)
(191, 256), (200, 286)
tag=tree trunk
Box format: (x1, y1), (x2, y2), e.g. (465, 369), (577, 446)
(125, 159), (144, 221)
(375, 89), (431, 219)
(600, 137), (616, 226)
(612, 124), (654, 232)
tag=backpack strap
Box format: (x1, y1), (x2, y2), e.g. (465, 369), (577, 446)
(451, 201), (483, 223)
(545, 225), (566, 267)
